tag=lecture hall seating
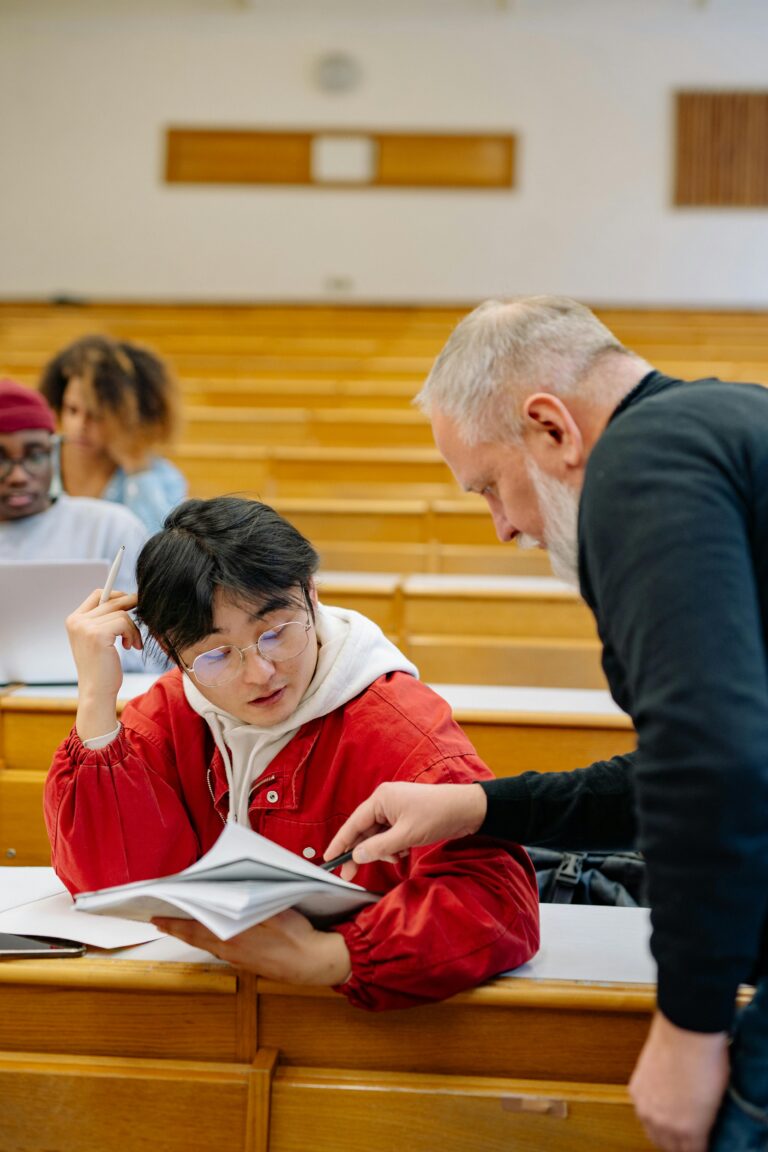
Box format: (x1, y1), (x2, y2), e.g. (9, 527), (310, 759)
(7, 301), (767, 1152)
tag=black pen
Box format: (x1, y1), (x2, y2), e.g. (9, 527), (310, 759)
(320, 850), (355, 872)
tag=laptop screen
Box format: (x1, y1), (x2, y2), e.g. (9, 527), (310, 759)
(0, 559), (110, 684)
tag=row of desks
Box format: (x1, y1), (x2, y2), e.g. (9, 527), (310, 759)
(0, 874), (657, 1151)
(272, 500), (554, 576)
(316, 571), (607, 688)
(0, 676), (635, 867)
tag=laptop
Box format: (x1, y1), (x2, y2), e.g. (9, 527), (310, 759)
(0, 559), (110, 684)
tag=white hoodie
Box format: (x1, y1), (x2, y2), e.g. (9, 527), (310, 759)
(182, 603), (418, 825)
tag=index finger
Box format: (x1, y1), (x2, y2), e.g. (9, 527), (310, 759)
(324, 798), (381, 861)
(72, 588), (138, 615)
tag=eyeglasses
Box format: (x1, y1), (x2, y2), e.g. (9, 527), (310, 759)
(0, 446), (53, 482)
(182, 615), (313, 687)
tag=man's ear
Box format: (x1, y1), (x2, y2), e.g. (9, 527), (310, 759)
(521, 393), (585, 474)
(307, 579), (319, 611)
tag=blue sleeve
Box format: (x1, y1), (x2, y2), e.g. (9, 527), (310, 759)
(108, 458), (187, 534)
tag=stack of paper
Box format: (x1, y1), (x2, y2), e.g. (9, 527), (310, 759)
(74, 823), (378, 940)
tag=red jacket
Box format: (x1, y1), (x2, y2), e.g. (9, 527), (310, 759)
(45, 670), (539, 1011)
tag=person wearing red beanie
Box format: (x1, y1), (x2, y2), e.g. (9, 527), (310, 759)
(0, 378), (56, 435)
(0, 375), (146, 579)
(0, 378), (57, 520)
(0, 378), (161, 674)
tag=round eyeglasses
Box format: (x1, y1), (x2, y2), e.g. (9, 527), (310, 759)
(182, 617), (313, 687)
(0, 446), (53, 482)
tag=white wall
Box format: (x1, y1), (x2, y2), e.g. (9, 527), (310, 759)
(2, 0), (768, 305)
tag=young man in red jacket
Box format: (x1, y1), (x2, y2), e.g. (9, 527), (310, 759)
(46, 495), (538, 1012)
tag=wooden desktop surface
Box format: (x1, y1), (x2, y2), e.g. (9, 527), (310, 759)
(0, 902), (656, 1152)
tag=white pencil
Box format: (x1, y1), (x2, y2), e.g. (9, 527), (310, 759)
(99, 545), (126, 605)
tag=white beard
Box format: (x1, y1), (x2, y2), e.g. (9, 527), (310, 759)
(520, 459), (581, 588)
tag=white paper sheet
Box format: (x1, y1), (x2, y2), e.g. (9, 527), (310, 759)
(104, 935), (224, 962)
(0, 867), (67, 913)
(75, 823), (378, 940)
(0, 891), (162, 947)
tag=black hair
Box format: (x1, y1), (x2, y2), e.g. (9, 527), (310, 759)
(136, 496), (319, 664)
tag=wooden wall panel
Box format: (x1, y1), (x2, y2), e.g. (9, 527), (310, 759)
(675, 91), (768, 206)
(166, 130), (313, 185)
(376, 133), (514, 188)
(165, 128), (515, 189)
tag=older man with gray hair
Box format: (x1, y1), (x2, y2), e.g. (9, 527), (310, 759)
(326, 296), (768, 1152)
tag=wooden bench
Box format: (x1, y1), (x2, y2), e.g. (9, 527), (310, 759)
(170, 444), (457, 499)
(181, 377), (419, 408)
(400, 574), (597, 640)
(315, 571), (592, 643)
(272, 497), (554, 575)
(180, 405), (434, 447)
(406, 636), (606, 689)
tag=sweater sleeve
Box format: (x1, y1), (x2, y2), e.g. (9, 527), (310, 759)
(580, 411), (768, 1032)
(331, 754), (540, 1012)
(478, 753), (637, 849)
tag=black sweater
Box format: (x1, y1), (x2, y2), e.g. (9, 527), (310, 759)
(481, 371), (768, 1033)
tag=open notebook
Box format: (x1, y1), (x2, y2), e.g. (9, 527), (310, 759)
(74, 822), (379, 940)
(0, 558), (109, 684)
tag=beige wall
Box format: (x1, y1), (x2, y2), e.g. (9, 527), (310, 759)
(1, 0), (767, 305)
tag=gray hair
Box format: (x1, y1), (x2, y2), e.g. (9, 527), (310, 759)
(415, 296), (635, 444)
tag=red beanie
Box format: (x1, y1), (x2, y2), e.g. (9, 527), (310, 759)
(0, 379), (56, 434)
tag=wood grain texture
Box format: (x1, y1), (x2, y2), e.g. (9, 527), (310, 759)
(255, 983), (654, 1084)
(0, 975), (240, 1061)
(269, 1069), (653, 1152)
(0, 962), (663, 1152)
(405, 635), (607, 689)
(0, 1052), (253, 1152)
(675, 91), (768, 206)
(0, 769), (50, 863)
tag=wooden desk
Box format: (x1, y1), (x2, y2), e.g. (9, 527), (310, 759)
(315, 571), (591, 646)
(0, 896), (656, 1151)
(407, 635), (607, 689)
(440, 684), (635, 771)
(401, 574), (597, 640)
(0, 677), (156, 866)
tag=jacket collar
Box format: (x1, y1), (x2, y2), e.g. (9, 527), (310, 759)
(206, 715), (324, 818)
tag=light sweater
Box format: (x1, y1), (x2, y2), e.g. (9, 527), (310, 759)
(0, 494), (160, 672)
(0, 494), (146, 591)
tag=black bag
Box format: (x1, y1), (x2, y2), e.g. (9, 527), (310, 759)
(525, 846), (649, 908)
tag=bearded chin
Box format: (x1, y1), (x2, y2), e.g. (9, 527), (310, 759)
(524, 461), (581, 589)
